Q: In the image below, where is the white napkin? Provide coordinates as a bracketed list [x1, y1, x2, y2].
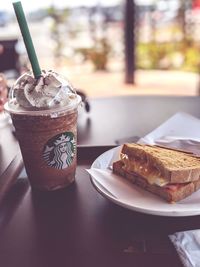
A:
[138, 112, 200, 155]
[139, 112, 200, 144]
[169, 230, 200, 267]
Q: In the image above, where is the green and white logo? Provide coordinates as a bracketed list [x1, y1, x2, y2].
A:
[43, 132, 76, 169]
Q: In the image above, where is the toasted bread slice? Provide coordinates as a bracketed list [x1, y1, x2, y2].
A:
[113, 160, 200, 203]
[121, 144, 200, 184]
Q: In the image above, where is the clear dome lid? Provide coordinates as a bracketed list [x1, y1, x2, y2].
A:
[5, 70, 81, 116]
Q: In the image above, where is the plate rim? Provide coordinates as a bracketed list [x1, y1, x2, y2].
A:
[89, 146, 200, 217]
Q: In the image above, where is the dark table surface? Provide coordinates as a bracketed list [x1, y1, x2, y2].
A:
[1, 95, 200, 267]
[78, 95, 200, 145]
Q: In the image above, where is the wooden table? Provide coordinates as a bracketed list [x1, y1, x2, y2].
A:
[1, 95, 200, 267]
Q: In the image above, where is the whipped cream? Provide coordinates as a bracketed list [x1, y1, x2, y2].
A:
[10, 70, 77, 110]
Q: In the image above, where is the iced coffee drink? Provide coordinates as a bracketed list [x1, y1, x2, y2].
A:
[5, 70, 81, 190]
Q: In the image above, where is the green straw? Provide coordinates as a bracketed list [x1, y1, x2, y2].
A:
[13, 1, 42, 78]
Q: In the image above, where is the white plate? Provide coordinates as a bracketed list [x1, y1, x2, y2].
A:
[89, 146, 200, 217]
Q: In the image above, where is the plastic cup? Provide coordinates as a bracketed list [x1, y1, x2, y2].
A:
[4, 75, 81, 191]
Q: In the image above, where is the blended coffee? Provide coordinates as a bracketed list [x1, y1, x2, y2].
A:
[5, 70, 81, 190]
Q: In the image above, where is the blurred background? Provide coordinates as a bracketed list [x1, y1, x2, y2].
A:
[0, 0, 200, 97]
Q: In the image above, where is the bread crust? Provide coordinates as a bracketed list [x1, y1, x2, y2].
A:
[113, 160, 200, 203]
[121, 144, 200, 184]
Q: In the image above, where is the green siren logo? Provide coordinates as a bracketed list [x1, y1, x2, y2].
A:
[43, 132, 76, 169]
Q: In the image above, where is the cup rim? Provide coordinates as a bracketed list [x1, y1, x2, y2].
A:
[4, 95, 82, 116]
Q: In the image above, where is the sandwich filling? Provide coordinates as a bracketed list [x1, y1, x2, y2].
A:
[120, 153, 191, 192]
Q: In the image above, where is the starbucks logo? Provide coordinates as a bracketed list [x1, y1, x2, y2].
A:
[43, 132, 76, 169]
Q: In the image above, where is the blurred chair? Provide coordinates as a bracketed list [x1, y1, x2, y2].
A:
[0, 39, 20, 79]
[76, 90, 90, 113]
